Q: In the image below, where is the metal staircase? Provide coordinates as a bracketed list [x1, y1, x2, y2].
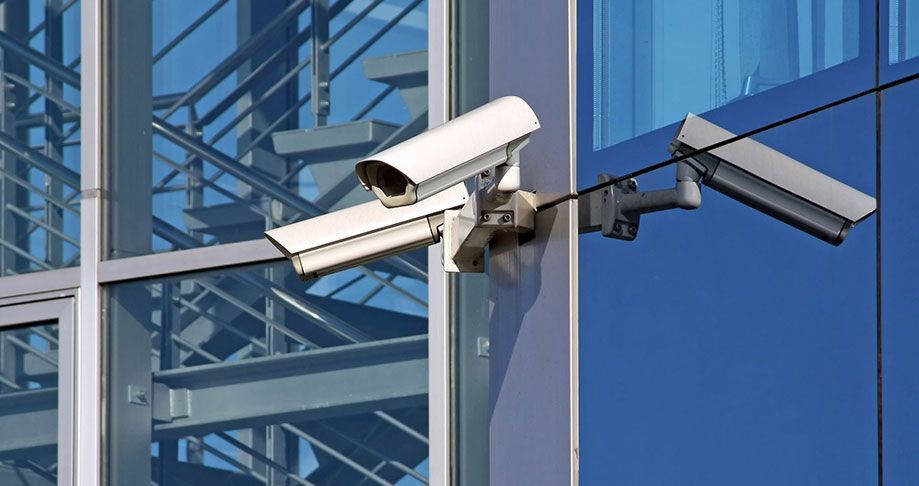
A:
[0, 1, 435, 484]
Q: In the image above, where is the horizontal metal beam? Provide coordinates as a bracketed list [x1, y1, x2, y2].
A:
[0, 388, 57, 461]
[0, 337, 428, 459]
[0, 31, 80, 87]
[152, 117, 325, 219]
[0, 267, 80, 301]
[98, 236, 282, 284]
[151, 335, 428, 438]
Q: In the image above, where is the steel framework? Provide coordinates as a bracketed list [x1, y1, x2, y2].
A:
[0, 1, 435, 484]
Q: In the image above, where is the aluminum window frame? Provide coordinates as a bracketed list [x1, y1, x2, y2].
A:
[0, 296, 77, 486]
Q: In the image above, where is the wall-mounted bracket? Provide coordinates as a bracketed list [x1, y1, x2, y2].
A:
[579, 161, 704, 241]
[443, 164, 536, 272]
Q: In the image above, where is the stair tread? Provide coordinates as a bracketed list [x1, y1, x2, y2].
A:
[272, 119, 399, 160]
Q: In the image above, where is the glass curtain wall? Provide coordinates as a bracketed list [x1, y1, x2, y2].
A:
[108, 0, 428, 257]
[103, 1, 433, 485]
[109, 261, 429, 485]
[578, 0, 918, 484]
[579, 98, 878, 484]
[0, 0, 81, 276]
[881, 78, 919, 485]
[579, 0, 874, 188]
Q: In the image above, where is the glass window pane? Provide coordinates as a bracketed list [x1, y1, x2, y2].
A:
[882, 0, 919, 82]
[108, 0, 429, 258]
[0, 1, 82, 276]
[578, 0, 874, 188]
[888, 0, 919, 63]
[0, 322, 60, 485]
[579, 96, 877, 484]
[881, 79, 919, 484]
[106, 258, 430, 485]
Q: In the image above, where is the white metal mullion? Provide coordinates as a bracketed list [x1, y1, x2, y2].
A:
[427, 1, 451, 484]
[76, 0, 103, 483]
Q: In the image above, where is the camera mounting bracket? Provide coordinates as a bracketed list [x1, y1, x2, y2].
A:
[579, 161, 704, 241]
[442, 158, 537, 272]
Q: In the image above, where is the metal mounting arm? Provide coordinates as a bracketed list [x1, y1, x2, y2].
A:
[441, 156, 536, 272]
[580, 161, 704, 241]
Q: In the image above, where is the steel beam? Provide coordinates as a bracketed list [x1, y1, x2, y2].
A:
[1, 337, 428, 465]
[151, 335, 428, 439]
[0, 388, 57, 461]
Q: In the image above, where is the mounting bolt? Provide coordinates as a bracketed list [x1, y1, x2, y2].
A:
[614, 223, 622, 233]
[502, 213, 512, 222]
[482, 213, 491, 222]
[128, 385, 148, 406]
[482, 169, 491, 177]
[628, 225, 637, 235]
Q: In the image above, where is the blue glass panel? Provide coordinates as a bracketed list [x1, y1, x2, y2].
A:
[0, 322, 60, 485]
[579, 95, 877, 484]
[577, 0, 875, 189]
[108, 259, 430, 485]
[111, 0, 429, 256]
[881, 79, 919, 484]
[881, 0, 919, 82]
[0, 1, 82, 275]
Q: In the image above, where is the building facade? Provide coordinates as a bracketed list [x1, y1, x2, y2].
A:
[0, 0, 915, 484]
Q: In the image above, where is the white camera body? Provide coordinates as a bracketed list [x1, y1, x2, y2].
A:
[355, 96, 540, 208]
[265, 184, 468, 280]
[670, 114, 876, 245]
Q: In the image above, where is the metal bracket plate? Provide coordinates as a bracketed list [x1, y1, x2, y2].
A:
[443, 190, 537, 273]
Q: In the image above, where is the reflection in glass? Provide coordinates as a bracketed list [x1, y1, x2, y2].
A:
[0, 1, 82, 275]
[109, 0, 429, 257]
[579, 96, 877, 484]
[107, 259, 430, 485]
[889, 0, 919, 63]
[0, 323, 60, 485]
[592, 0, 862, 150]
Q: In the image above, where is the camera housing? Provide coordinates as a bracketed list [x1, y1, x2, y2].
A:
[264, 184, 468, 280]
[355, 96, 540, 208]
[669, 114, 876, 245]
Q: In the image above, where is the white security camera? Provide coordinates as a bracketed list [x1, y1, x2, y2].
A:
[355, 96, 540, 208]
[670, 114, 876, 245]
[582, 114, 876, 246]
[265, 184, 467, 280]
[266, 96, 541, 280]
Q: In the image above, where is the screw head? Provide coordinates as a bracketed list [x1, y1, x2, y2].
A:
[502, 213, 512, 222]
[628, 225, 637, 235]
[614, 223, 622, 232]
[482, 213, 491, 222]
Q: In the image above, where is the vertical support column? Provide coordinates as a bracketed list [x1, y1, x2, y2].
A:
[157, 283, 180, 485]
[489, 0, 578, 484]
[311, 0, 330, 127]
[236, 3, 297, 481]
[236, 0, 292, 230]
[76, 0, 103, 483]
[0, 1, 29, 274]
[44, 0, 64, 267]
[104, 0, 154, 484]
